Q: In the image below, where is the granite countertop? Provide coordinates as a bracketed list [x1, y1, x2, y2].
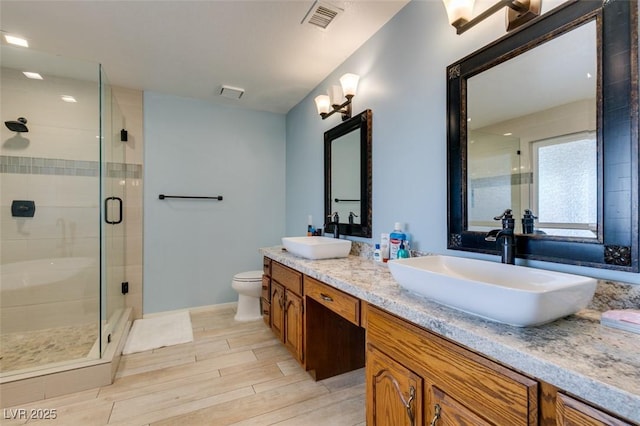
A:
[261, 246, 640, 423]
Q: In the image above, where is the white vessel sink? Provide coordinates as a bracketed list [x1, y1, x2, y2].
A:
[282, 236, 352, 260]
[387, 255, 597, 327]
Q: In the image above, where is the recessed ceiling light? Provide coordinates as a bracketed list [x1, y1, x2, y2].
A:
[61, 95, 77, 103]
[4, 35, 29, 48]
[586, 72, 593, 79]
[503, 132, 513, 136]
[23, 72, 43, 80]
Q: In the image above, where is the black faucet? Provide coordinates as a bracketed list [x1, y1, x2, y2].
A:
[485, 209, 516, 264]
[348, 211, 358, 225]
[327, 212, 340, 239]
[522, 209, 537, 234]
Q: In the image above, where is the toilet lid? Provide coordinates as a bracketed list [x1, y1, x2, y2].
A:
[233, 270, 263, 282]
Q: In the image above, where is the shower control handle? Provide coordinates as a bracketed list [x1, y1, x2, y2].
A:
[104, 196, 123, 225]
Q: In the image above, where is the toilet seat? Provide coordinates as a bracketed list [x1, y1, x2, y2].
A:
[233, 270, 263, 282]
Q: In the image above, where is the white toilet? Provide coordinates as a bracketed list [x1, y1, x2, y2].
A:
[231, 270, 264, 321]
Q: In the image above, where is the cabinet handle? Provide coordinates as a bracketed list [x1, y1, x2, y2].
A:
[320, 293, 334, 302]
[405, 385, 416, 426]
[429, 403, 441, 426]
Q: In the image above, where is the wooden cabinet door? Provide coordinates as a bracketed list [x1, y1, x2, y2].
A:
[428, 385, 493, 426]
[556, 393, 634, 426]
[284, 290, 304, 363]
[270, 282, 284, 342]
[366, 344, 423, 426]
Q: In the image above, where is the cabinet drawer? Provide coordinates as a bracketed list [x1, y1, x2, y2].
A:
[263, 257, 272, 277]
[272, 261, 302, 295]
[261, 275, 270, 300]
[305, 276, 360, 326]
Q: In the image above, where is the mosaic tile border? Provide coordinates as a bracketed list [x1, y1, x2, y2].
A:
[0, 155, 142, 179]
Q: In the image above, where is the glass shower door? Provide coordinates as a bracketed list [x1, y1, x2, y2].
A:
[100, 67, 126, 354]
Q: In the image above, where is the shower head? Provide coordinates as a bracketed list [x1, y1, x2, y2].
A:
[5, 117, 29, 133]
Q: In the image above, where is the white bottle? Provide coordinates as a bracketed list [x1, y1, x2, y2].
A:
[380, 233, 390, 263]
[373, 244, 382, 262]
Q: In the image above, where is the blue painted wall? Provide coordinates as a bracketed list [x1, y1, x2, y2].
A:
[285, 0, 640, 285]
[144, 92, 286, 313]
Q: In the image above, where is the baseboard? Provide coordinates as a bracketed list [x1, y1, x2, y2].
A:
[142, 302, 238, 319]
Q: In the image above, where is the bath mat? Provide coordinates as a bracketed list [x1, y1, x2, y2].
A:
[122, 311, 193, 355]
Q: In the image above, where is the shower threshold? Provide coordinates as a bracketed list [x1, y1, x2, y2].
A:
[0, 308, 132, 408]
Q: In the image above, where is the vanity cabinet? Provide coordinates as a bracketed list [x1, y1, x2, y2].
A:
[262, 253, 638, 425]
[261, 258, 271, 327]
[554, 392, 634, 426]
[269, 261, 304, 364]
[366, 305, 538, 426]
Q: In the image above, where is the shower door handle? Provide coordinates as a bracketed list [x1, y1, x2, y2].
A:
[104, 197, 123, 225]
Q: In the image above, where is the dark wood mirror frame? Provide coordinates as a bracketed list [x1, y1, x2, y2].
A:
[324, 109, 372, 238]
[447, 0, 638, 271]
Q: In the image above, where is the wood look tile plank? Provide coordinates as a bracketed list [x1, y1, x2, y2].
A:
[272, 392, 365, 426]
[26, 399, 113, 426]
[229, 382, 365, 426]
[150, 380, 331, 426]
[251, 371, 311, 394]
[109, 363, 283, 422]
[108, 387, 256, 426]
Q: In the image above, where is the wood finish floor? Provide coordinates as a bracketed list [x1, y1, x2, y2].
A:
[3, 306, 365, 425]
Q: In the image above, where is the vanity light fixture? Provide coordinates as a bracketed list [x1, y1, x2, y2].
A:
[443, 0, 541, 35]
[314, 73, 359, 121]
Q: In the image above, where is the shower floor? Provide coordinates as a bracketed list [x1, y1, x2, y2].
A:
[0, 323, 99, 373]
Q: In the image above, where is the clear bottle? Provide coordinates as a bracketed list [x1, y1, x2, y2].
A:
[373, 244, 382, 262]
[380, 233, 390, 263]
[389, 223, 407, 260]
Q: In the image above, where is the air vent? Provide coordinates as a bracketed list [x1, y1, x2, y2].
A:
[219, 85, 244, 100]
[302, 1, 343, 30]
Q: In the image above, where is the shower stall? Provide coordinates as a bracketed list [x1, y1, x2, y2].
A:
[0, 44, 129, 384]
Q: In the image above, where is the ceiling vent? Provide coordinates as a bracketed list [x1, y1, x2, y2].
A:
[219, 85, 244, 100]
[302, 1, 343, 30]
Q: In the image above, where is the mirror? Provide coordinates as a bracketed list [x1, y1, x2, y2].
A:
[447, 1, 639, 271]
[467, 21, 597, 238]
[324, 109, 372, 238]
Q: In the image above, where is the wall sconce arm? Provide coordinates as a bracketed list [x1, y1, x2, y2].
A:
[320, 95, 354, 121]
[452, 0, 540, 34]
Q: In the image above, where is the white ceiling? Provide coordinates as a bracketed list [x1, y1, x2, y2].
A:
[468, 20, 597, 130]
[0, 0, 410, 114]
